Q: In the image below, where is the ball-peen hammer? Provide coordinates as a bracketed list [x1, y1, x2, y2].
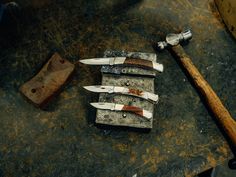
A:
[157, 30, 236, 148]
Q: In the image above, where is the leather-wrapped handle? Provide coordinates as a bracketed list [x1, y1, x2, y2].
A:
[170, 45, 236, 147]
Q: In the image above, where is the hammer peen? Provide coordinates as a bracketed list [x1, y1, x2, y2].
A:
[157, 30, 236, 148]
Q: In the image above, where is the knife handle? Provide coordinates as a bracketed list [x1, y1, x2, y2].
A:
[124, 58, 163, 72]
[122, 105, 152, 120]
[127, 89, 159, 103]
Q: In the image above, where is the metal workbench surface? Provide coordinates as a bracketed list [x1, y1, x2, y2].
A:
[0, 0, 235, 176]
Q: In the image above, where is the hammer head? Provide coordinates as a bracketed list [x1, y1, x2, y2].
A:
[157, 29, 192, 50]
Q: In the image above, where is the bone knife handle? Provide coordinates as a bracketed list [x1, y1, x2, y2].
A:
[121, 105, 152, 120]
[123, 58, 164, 72]
[170, 44, 236, 147]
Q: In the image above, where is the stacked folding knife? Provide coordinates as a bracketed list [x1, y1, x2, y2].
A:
[80, 55, 164, 121]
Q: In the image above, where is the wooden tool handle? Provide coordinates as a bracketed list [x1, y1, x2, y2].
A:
[171, 45, 236, 147]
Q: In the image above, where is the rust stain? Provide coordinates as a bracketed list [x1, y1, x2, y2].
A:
[164, 131, 175, 138]
[184, 171, 192, 177]
[216, 144, 229, 157]
[207, 153, 217, 167]
[176, 0, 193, 9]
[113, 143, 129, 153]
[60, 91, 77, 100]
[141, 146, 164, 173]
[179, 151, 188, 158]
[128, 133, 139, 143]
[92, 134, 103, 141]
[39, 112, 58, 129]
[129, 150, 137, 164]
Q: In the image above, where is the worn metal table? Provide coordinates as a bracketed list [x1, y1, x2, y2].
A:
[0, 0, 235, 176]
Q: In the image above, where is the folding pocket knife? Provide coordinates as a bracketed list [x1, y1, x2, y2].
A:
[79, 57, 164, 72]
[90, 102, 152, 120]
[84, 85, 159, 103]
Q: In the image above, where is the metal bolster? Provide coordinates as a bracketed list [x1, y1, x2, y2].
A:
[109, 58, 115, 65]
[181, 29, 192, 41]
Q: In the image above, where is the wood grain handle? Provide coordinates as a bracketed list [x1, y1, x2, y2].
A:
[122, 105, 143, 116]
[123, 58, 163, 72]
[124, 58, 153, 69]
[170, 45, 236, 147]
[122, 105, 152, 119]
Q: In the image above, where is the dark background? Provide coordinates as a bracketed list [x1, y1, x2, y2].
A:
[0, 0, 235, 176]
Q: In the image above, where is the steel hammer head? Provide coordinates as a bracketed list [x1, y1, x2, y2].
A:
[157, 29, 192, 50]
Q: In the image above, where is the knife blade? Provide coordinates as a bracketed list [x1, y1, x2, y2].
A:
[90, 102, 152, 120]
[84, 85, 159, 103]
[79, 57, 164, 72]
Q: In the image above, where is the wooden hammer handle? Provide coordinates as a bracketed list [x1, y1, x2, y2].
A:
[171, 45, 236, 147]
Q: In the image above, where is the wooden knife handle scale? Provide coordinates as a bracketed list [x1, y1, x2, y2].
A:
[122, 105, 144, 117]
[170, 45, 236, 147]
[124, 58, 153, 70]
[20, 53, 75, 108]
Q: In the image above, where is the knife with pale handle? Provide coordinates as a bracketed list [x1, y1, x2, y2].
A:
[90, 102, 152, 120]
[84, 85, 159, 103]
[79, 57, 164, 72]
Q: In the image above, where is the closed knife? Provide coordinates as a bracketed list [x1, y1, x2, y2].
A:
[79, 57, 164, 72]
[90, 102, 152, 120]
[84, 85, 159, 103]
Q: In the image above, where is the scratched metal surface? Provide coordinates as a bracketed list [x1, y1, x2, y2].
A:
[0, 0, 235, 177]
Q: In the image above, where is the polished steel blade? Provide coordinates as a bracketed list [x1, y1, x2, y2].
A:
[79, 57, 126, 65]
[79, 58, 111, 65]
[84, 86, 114, 93]
[90, 102, 115, 110]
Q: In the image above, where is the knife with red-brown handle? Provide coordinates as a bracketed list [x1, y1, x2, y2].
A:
[90, 102, 152, 120]
[79, 57, 164, 72]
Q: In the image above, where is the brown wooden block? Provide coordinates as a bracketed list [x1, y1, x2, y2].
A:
[20, 53, 75, 108]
